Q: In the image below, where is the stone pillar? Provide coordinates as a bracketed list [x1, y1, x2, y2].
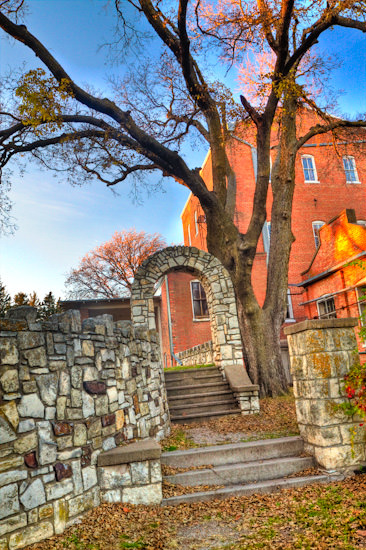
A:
[284, 318, 365, 470]
[224, 365, 260, 415]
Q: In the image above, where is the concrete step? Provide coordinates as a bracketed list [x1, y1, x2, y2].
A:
[164, 367, 218, 381]
[169, 399, 238, 412]
[167, 382, 231, 396]
[168, 390, 234, 405]
[165, 374, 223, 388]
[162, 473, 344, 506]
[164, 456, 316, 486]
[171, 409, 240, 424]
[161, 437, 305, 468]
[170, 402, 240, 420]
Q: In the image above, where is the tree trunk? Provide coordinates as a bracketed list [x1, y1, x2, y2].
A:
[234, 287, 288, 396]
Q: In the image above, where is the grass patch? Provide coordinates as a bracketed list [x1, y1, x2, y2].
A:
[161, 426, 198, 451]
[164, 363, 215, 372]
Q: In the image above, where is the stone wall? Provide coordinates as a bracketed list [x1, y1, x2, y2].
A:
[284, 318, 365, 470]
[176, 341, 214, 366]
[0, 306, 169, 549]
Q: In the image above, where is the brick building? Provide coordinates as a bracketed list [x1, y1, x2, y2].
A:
[167, 110, 366, 365]
[300, 209, 366, 362]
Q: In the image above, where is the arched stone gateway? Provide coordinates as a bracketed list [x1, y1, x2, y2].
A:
[131, 246, 244, 368]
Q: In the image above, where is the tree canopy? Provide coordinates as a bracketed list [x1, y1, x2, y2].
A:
[0, 1, 365, 394]
[65, 228, 167, 298]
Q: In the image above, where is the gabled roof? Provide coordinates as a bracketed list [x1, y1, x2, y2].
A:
[301, 209, 366, 286]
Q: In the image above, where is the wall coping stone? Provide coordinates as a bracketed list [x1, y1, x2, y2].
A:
[284, 318, 359, 336]
[97, 440, 161, 467]
[224, 364, 259, 392]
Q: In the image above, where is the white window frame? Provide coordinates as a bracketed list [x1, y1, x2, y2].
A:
[262, 221, 271, 253]
[187, 224, 192, 246]
[312, 221, 325, 249]
[301, 155, 319, 183]
[285, 289, 295, 322]
[343, 156, 360, 184]
[194, 211, 199, 235]
[317, 295, 337, 319]
[357, 220, 366, 227]
[190, 280, 209, 321]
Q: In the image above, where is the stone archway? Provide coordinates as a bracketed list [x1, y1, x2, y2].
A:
[131, 246, 244, 368]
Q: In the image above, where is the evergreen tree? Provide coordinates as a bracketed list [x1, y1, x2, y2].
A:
[0, 279, 11, 317]
[40, 292, 60, 319]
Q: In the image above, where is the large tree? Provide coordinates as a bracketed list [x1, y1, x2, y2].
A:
[0, 1, 365, 394]
[65, 229, 167, 298]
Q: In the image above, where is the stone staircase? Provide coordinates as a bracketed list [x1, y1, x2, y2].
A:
[164, 366, 241, 423]
[161, 436, 343, 505]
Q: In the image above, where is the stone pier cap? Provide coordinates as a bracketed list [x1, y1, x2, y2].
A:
[284, 318, 359, 336]
[224, 364, 259, 392]
[98, 439, 161, 467]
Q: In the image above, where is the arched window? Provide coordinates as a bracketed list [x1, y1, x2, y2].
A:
[312, 221, 325, 248]
[301, 155, 318, 183]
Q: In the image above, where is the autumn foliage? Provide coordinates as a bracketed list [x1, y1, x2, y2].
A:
[65, 229, 166, 299]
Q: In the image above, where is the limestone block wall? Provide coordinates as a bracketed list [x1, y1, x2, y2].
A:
[131, 246, 244, 370]
[176, 341, 214, 366]
[284, 318, 365, 470]
[0, 306, 169, 549]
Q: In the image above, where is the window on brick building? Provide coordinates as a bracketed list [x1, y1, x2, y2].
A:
[343, 156, 360, 183]
[194, 211, 199, 235]
[301, 155, 318, 182]
[190, 281, 209, 320]
[317, 296, 337, 319]
[262, 221, 271, 252]
[286, 289, 295, 320]
[187, 224, 191, 245]
[312, 221, 325, 248]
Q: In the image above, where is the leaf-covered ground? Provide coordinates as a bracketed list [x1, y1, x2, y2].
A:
[161, 393, 299, 451]
[26, 395, 365, 549]
[26, 475, 366, 550]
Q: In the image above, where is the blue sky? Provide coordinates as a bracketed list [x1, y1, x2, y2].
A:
[1, 0, 365, 300]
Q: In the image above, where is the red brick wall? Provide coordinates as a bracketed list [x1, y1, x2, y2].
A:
[302, 210, 366, 360]
[181, 112, 366, 321]
[160, 272, 212, 367]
